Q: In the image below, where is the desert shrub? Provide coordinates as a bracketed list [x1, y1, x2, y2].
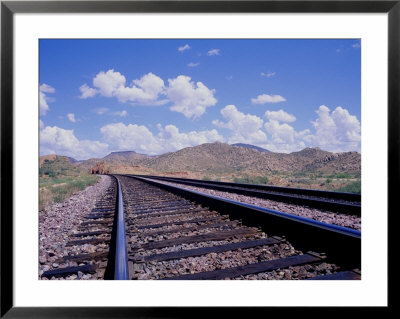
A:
[336, 173, 351, 179]
[48, 171, 57, 178]
[336, 181, 361, 194]
[234, 175, 268, 185]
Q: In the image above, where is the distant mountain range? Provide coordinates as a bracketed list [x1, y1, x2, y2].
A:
[46, 142, 360, 176]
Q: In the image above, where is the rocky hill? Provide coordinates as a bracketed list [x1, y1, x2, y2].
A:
[102, 151, 149, 163]
[44, 142, 360, 177]
[231, 143, 271, 153]
[139, 142, 360, 175]
[77, 150, 150, 171]
[39, 155, 81, 177]
[302, 151, 361, 173]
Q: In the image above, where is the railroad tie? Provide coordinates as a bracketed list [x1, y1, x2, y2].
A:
[135, 221, 238, 239]
[162, 252, 323, 280]
[41, 264, 97, 278]
[131, 237, 282, 263]
[131, 227, 258, 250]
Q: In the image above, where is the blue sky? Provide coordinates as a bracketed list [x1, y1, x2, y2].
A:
[39, 39, 361, 160]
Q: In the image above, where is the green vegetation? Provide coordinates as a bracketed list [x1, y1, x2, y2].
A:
[335, 181, 361, 194]
[39, 156, 100, 210]
[327, 173, 352, 179]
[39, 156, 79, 178]
[233, 174, 269, 185]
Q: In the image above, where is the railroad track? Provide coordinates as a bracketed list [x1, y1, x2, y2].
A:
[41, 174, 361, 280]
[133, 175, 361, 216]
[41, 176, 120, 279]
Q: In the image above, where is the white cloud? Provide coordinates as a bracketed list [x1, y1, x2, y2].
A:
[101, 122, 223, 155]
[187, 62, 199, 67]
[178, 44, 191, 52]
[40, 83, 55, 93]
[79, 84, 98, 99]
[67, 113, 76, 123]
[265, 110, 296, 123]
[80, 70, 165, 105]
[157, 124, 224, 153]
[213, 105, 267, 145]
[81, 70, 218, 119]
[265, 120, 295, 144]
[39, 119, 44, 129]
[40, 125, 109, 159]
[309, 105, 361, 152]
[352, 42, 361, 48]
[262, 105, 360, 153]
[101, 122, 162, 155]
[261, 72, 276, 77]
[262, 109, 314, 153]
[166, 75, 217, 119]
[207, 49, 220, 56]
[39, 83, 55, 115]
[251, 94, 286, 104]
[93, 69, 126, 97]
[40, 92, 49, 115]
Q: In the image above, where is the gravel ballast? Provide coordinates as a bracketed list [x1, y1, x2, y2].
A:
[39, 175, 112, 280]
[149, 180, 361, 231]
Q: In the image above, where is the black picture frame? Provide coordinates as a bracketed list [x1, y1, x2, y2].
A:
[1, 1, 396, 317]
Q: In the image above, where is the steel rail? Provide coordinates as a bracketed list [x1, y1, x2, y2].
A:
[139, 175, 361, 202]
[134, 175, 361, 216]
[113, 177, 129, 280]
[128, 175, 361, 269]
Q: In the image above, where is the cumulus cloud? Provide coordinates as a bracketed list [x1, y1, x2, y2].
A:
[211, 104, 360, 153]
[262, 114, 314, 153]
[265, 120, 295, 145]
[310, 105, 361, 152]
[166, 75, 217, 119]
[157, 124, 224, 153]
[40, 83, 55, 93]
[79, 84, 98, 99]
[251, 94, 286, 104]
[187, 62, 199, 67]
[265, 110, 296, 123]
[39, 119, 44, 129]
[67, 113, 76, 123]
[93, 69, 126, 97]
[40, 125, 109, 159]
[213, 105, 267, 145]
[39, 83, 55, 115]
[101, 122, 162, 155]
[100, 122, 223, 155]
[80, 70, 217, 119]
[80, 70, 165, 105]
[207, 49, 220, 56]
[178, 44, 191, 52]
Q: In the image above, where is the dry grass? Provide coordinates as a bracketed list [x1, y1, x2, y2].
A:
[39, 174, 100, 211]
